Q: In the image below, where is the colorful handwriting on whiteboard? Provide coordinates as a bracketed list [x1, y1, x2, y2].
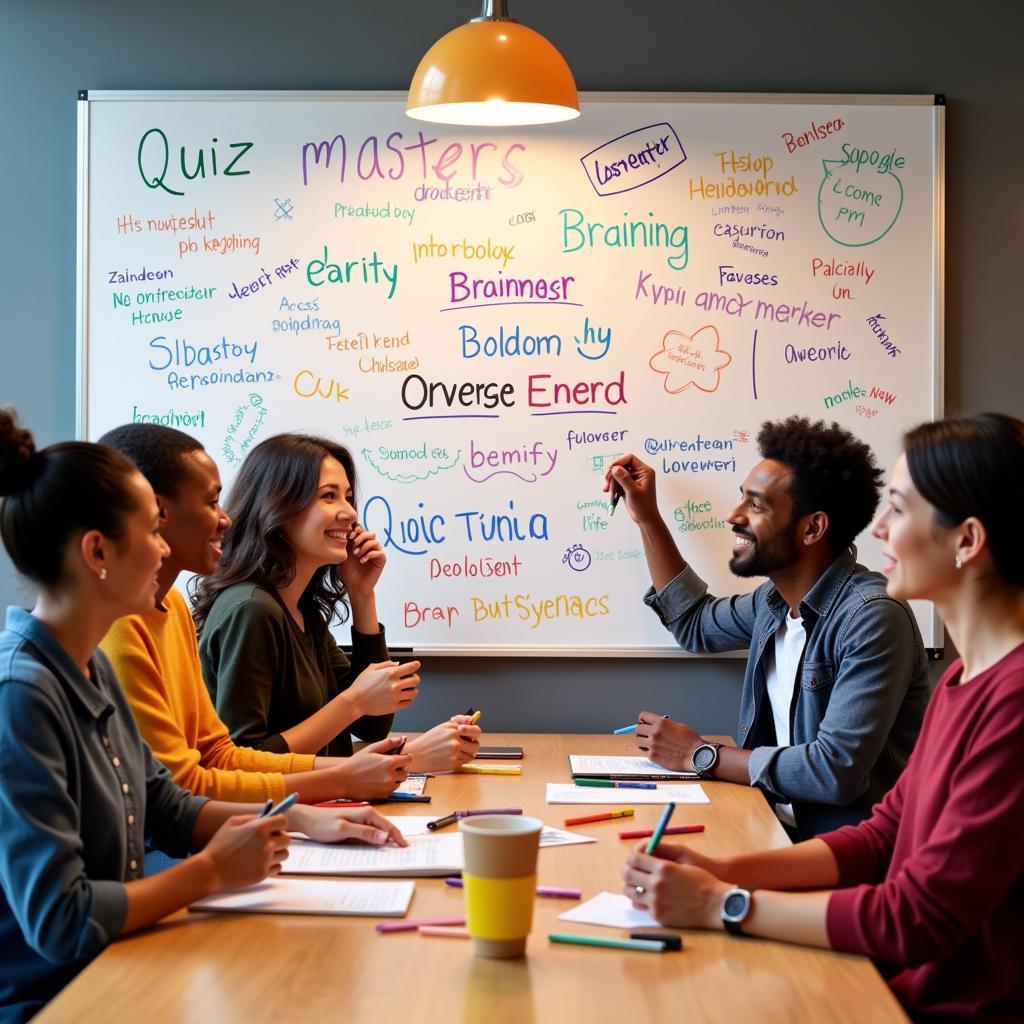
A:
[649, 326, 732, 395]
[137, 129, 253, 197]
[817, 144, 905, 247]
[580, 123, 688, 197]
[361, 446, 462, 484]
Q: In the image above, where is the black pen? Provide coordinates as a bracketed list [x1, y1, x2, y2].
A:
[427, 812, 459, 831]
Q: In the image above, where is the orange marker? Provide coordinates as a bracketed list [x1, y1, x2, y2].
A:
[563, 808, 635, 827]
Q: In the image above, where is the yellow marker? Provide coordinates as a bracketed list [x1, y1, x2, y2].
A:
[469, 710, 482, 725]
[456, 765, 521, 775]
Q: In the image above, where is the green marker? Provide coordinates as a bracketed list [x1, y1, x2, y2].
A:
[549, 933, 666, 953]
[575, 778, 615, 788]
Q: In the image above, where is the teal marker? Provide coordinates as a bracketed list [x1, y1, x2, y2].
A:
[646, 801, 676, 854]
[549, 933, 666, 953]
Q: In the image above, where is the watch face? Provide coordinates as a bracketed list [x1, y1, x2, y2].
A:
[723, 890, 749, 920]
[692, 745, 716, 771]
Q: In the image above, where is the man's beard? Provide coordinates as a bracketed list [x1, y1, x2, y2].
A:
[728, 526, 800, 578]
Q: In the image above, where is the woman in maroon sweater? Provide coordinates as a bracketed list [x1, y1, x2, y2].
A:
[623, 413, 1024, 1023]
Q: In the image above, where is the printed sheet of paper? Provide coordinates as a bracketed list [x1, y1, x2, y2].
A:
[546, 783, 709, 805]
[190, 878, 414, 917]
[282, 832, 464, 876]
[382, 817, 596, 848]
[539, 825, 598, 848]
[568, 755, 698, 780]
[558, 891, 658, 930]
[393, 774, 428, 795]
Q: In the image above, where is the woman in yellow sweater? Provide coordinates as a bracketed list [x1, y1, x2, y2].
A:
[99, 423, 414, 802]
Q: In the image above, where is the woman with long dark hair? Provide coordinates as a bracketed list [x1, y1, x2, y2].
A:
[0, 411, 405, 1020]
[621, 413, 1024, 1022]
[195, 433, 480, 773]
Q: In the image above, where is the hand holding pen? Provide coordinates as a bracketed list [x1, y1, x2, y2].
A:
[198, 794, 295, 890]
[602, 453, 659, 523]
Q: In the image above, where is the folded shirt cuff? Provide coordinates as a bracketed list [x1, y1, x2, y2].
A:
[89, 878, 129, 943]
[642, 565, 708, 624]
[825, 887, 869, 955]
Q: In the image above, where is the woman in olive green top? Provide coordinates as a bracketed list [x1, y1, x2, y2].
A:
[195, 433, 481, 774]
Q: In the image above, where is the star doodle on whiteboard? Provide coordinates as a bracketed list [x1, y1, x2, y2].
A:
[649, 325, 732, 394]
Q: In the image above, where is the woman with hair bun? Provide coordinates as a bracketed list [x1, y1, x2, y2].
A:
[0, 410, 405, 1021]
[620, 413, 1024, 1023]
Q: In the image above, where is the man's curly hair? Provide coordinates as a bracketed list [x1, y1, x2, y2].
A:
[757, 416, 883, 555]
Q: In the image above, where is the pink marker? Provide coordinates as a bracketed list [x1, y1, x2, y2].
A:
[376, 916, 466, 934]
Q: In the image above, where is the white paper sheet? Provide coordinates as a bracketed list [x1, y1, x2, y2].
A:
[546, 783, 709, 805]
[558, 891, 659, 930]
[568, 755, 698, 780]
[190, 878, 415, 917]
[282, 832, 465, 876]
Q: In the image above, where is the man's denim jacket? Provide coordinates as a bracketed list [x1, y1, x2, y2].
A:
[644, 547, 930, 839]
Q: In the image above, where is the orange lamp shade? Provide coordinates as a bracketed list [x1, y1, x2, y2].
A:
[407, 20, 579, 126]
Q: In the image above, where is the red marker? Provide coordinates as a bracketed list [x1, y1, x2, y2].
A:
[618, 824, 705, 839]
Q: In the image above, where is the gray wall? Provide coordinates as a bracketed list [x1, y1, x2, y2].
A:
[3, 0, 1019, 730]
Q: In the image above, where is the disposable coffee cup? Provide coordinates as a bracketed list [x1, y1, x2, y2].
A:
[459, 815, 543, 958]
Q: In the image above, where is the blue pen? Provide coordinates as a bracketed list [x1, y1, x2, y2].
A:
[646, 802, 676, 854]
[613, 724, 638, 735]
[260, 791, 299, 819]
[616, 782, 657, 790]
[386, 793, 432, 803]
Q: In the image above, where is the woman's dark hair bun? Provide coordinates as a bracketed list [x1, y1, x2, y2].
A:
[0, 408, 44, 496]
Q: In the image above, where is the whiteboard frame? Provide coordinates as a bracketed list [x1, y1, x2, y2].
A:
[76, 90, 945, 657]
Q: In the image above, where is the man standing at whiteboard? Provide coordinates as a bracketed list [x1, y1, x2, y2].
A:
[605, 416, 929, 840]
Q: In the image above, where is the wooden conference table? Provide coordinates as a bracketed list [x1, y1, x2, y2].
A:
[38, 734, 907, 1024]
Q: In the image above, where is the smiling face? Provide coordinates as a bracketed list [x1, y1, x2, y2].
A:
[871, 453, 958, 602]
[280, 454, 356, 574]
[727, 459, 802, 578]
[103, 471, 170, 614]
[158, 449, 231, 576]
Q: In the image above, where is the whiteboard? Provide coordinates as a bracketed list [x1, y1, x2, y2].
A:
[77, 91, 944, 655]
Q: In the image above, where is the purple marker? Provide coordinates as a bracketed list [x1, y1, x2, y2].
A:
[445, 877, 580, 900]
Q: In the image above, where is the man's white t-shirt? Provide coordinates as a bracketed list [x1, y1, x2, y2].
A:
[763, 611, 808, 828]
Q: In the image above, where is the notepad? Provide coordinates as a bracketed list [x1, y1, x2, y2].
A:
[546, 783, 709, 805]
[558, 892, 658, 930]
[394, 774, 428, 795]
[568, 755, 699, 780]
[282, 832, 465, 876]
[190, 878, 414, 917]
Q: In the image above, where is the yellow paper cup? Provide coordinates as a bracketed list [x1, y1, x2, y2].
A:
[459, 815, 543, 958]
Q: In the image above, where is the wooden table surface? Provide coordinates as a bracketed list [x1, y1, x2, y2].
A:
[38, 734, 907, 1024]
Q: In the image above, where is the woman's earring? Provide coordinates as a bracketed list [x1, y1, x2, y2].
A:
[954, 555, 962, 570]
[99, 567, 108, 581]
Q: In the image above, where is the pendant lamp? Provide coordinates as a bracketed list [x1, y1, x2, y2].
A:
[406, 0, 579, 126]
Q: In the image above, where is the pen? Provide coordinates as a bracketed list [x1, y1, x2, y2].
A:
[444, 877, 581, 899]
[646, 801, 676, 854]
[418, 925, 471, 938]
[376, 916, 466, 934]
[549, 933, 666, 953]
[575, 779, 656, 790]
[455, 765, 520, 775]
[463, 706, 475, 716]
[384, 793, 432, 803]
[259, 791, 299, 818]
[564, 809, 635, 826]
[385, 736, 407, 755]
[609, 480, 624, 517]
[618, 824, 705, 839]
[428, 808, 523, 830]
[614, 714, 670, 735]
[469, 710, 482, 725]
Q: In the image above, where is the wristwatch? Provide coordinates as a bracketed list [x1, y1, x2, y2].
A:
[721, 887, 756, 935]
[690, 742, 723, 777]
